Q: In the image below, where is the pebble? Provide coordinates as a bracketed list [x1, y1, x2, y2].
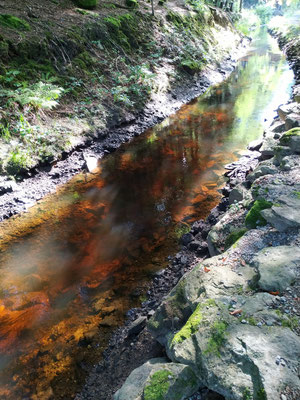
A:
[280, 297, 287, 303]
[241, 319, 247, 324]
[266, 321, 273, 326]
[284, 309, 290, 314]
[276, 355, 281, 365]
[281, 360, 286, 367]
[257, 322, 263, 327]
[281, 395, 287, 400]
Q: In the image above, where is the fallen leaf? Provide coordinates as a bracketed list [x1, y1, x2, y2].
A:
[230, 309, 242, 316]
[204, 267, 210, 273]
[269, 291, 279, 296]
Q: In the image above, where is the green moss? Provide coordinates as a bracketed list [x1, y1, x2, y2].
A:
[204, 320, 228, 357]
[294, 191, 300, 199]
[125, 0, 139, 8]
[0, 14, 30, 31]
[281, 127, 300, 138]
[143, 370, 173, 400]
[245, 199, 272, 229]
[74, 0, 98, 9]
[282, 316, 299, 331]
[172, 303, 203, 345]
[225, 228, 248, 250]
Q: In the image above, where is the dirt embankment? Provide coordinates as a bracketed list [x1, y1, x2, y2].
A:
[0, 0, 246, 221]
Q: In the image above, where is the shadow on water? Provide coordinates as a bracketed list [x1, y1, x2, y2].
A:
[0, 30, 294, 399]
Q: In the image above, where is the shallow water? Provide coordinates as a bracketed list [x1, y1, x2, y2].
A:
[0, 30, 294, 399]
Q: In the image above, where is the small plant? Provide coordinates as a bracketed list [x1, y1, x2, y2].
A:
[205, 320, 228, 357]
[243, 387, 252, 400]
[74, 0, 98, 9]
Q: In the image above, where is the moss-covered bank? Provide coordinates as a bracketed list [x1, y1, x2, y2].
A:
[0, 0, 242, 179]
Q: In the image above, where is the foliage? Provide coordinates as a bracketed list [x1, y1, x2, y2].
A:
[245, 199, 272, 229]
[1, 82, 64, 111]
[125, 0, 139, 8]
[74, 0, 98, 9]
[143, 370, 173, 400]
[110, 64, 155, 108]
[235, 9, 260, 36]
[0, 14, 30, 31]
[255, 5, 273, 25]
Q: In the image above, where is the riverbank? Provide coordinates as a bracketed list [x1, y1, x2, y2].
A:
[0, 1, 246, 221]
[76, 32, 300, 400]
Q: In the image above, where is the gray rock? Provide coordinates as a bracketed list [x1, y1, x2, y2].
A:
[260, 137, 277, 158]
[278, 102, 299, 121]
[252, 246, 300, 292]
[228, 183, 249, 205]
[128, 316, 147, 336]
[285, 113, 300, 130]
[246, 160, 278, 183]
[261, 206, 300, 231]
[280, 130, 300, 154]
[270, 119, 286, 133]
[0, 180, 18, 195]
[113, 358, 199, 400]
[247, 138, 263, 151]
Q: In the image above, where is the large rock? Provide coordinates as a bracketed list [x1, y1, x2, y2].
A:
[246, 160, 278, 183]
[252, 246, 300, 292]
[285, 113, 300, 130]
[113, 358, 199, 400]
[261, 205, 300, 231]
[207, 208, 247, 256]
[277, 102, 299, 121]
[279, 128, 300, 153]
[148, 250, 300, 400]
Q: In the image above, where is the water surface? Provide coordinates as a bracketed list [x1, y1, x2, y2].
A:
[0, 30, 294, 399]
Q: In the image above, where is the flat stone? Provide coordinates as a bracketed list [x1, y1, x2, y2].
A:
[285, 113, 300, 130]
[252, 246, 300, 292]
[278, 102, 299, 121]
[128, 316, 147, 336]
[261, 206, 300, 231]
[247, 138, 263, 151]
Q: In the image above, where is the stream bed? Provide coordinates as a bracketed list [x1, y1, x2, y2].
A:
[0, 30, 294, 399]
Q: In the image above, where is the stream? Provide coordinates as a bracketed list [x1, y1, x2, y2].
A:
[0, 30, 294, 399]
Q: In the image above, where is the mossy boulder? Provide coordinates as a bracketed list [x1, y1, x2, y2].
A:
[0, 14, 30, 31]
[74, 0, 98, 9]
[279, 128, 300, 153]
[245, 199, 272, 229]
[113, 358, 199, 400]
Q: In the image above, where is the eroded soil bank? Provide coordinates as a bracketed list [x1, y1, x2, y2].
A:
[0, 1, 244, 221]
